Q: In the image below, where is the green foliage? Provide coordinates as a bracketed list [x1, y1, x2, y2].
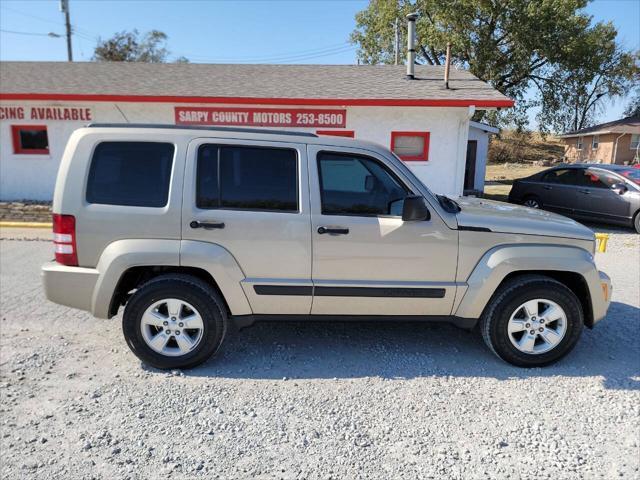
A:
[623, 90, 640, 118]
[351, 0, 638, 132]
[93, 30, 186, 63]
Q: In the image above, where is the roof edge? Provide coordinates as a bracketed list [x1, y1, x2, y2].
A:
[0, 92, 515, 108]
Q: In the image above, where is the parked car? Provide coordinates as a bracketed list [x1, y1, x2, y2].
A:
[508, 164, 640, 233]
[42, 124, 611, 369]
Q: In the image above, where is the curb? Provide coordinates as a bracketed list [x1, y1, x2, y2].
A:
[0, 221, 52, 229]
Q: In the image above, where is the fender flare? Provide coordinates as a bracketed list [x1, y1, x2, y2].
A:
[92, 239, 181, 318]
[453, 244, 599, 319]
[179, 240, 252, 316]
[91, 239, 253, 319]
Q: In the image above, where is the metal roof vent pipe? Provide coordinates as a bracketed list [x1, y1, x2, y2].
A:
[406, 13, 418, 79]
[444, 42, 452, 89]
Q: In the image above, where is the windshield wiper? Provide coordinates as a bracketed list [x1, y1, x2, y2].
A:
[436, 194, 461, 213]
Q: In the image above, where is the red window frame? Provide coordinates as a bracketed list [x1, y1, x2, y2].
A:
[316, 130, 355, 138]
[390, 131, 430, 161]
[11, 124, 50, 155]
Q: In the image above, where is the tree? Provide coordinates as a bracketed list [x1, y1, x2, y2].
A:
[351, 0, 638, 131]
[93, 29, 186, 63]
[623, 90, 640, 118]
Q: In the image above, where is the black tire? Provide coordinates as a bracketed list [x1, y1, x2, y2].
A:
[122, 274, 227, 370]
[522, 195, 542, 209]
[480, 274, 584, 367]
[634, 210, 640, 234]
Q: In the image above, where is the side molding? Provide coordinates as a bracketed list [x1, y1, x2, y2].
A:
[180, 240, 252, 316]
[454, 244, 599, 319]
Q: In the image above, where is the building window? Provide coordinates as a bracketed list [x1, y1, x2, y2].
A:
[592, 135, 599, 149]
[631, 134, 640, 150]
[390, 131, 430, 161]
[86, 142, 175, 207]
[576, 136, 584, 150]
[316, 130, 355, 138]
[11, 125, 49, 155]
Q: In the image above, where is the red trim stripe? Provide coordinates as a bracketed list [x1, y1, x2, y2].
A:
[0, 93, 514, 108]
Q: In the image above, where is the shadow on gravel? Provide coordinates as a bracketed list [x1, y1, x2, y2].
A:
[167, 301, 640, 391]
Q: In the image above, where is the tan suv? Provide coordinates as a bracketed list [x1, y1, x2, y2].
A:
[42, 124, 612, 369]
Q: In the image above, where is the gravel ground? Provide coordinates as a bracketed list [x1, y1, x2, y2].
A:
[1, 227, 638, 479]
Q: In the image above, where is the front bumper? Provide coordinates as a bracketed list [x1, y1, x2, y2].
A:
[41, 261, 99, 314]
[592, 270, 612, 326]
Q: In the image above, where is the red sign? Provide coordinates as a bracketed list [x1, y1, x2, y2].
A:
[0, 105, 92, 121]
[175, 107, 346, 128]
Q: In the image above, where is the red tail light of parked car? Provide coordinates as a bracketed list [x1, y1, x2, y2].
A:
[52, 214, 78, 266]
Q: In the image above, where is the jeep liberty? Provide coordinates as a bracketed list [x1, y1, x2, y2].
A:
[42, 124, 612, 369]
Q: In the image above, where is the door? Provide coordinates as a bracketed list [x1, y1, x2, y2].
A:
[308, 145, 459, 316]
[464, 140, 477, 191]
[536, 168, 585, 214]
[182, 139, 312, 314]
[573, 168, 633, 223]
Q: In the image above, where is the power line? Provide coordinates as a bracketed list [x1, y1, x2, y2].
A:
[0, 28, 62, 37]
[176, 44, 355, 63]
[0, 4, 99, 41]
[179, 41, 351, 61]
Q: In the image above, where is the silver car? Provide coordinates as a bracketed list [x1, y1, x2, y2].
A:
[508, 164, 640, 233]
[42, 124, 612, 370]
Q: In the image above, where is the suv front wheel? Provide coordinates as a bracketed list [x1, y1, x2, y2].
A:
[480, 275, 584, 367]
[122, 274, 227, 370]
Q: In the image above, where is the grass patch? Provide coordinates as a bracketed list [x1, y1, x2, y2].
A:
[483, 184, 511, 203]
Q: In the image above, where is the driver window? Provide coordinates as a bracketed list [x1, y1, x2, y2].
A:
[318, 152, 409, 216]
[582, 169, 620, 189]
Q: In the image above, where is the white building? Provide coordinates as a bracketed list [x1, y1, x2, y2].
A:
[0, 62, 512, 201]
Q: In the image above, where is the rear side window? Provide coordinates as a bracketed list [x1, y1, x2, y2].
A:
[197, 145, 298, 212]
[86, 142, 174, 207]
[541, 169, 581, 185]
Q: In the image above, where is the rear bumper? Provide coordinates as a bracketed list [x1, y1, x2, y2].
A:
[592, 270, 612, 326]
[41, 261, 99, 314]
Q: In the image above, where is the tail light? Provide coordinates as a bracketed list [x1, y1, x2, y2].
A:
[52, 214, 78, 266]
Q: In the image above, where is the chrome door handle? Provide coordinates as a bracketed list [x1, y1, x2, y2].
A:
[578, 190, 591, 195]
[543, 186, 552, 190]
[190, 220, 225, 229]
[317, 226, 349, 235]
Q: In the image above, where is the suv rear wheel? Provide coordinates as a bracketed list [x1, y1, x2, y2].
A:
[122, 274, 227, 370]
[480, 275, 583, 367]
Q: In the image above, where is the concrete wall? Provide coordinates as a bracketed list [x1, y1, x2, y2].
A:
[0, 101, 472, 201]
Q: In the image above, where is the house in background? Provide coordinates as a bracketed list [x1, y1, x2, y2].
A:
[465, 121, 499, 195]
[559, 116, 640, 165]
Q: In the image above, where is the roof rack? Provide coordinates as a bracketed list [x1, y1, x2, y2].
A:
[86, 123, 318, 137]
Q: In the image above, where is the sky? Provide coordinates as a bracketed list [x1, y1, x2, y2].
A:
[0, 0, 638, 125]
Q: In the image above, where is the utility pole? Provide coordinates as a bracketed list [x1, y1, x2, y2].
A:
[60, 0, 73, 61]
[394, 18, 400, 65]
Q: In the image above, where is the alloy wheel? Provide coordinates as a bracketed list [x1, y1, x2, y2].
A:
[507, 299, 567, 355]
[140, 298, 205, 357]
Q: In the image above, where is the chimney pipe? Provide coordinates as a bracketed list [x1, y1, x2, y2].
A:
[406, 13, 418, 79]
[444, 42, 451, 89]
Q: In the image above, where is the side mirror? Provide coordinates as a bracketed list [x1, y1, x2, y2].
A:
[402, 195, 431, 221]
[611, 183, 628, 195]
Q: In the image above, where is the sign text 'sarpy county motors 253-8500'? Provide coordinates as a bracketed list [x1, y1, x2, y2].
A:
[175, 106, 346, 128]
